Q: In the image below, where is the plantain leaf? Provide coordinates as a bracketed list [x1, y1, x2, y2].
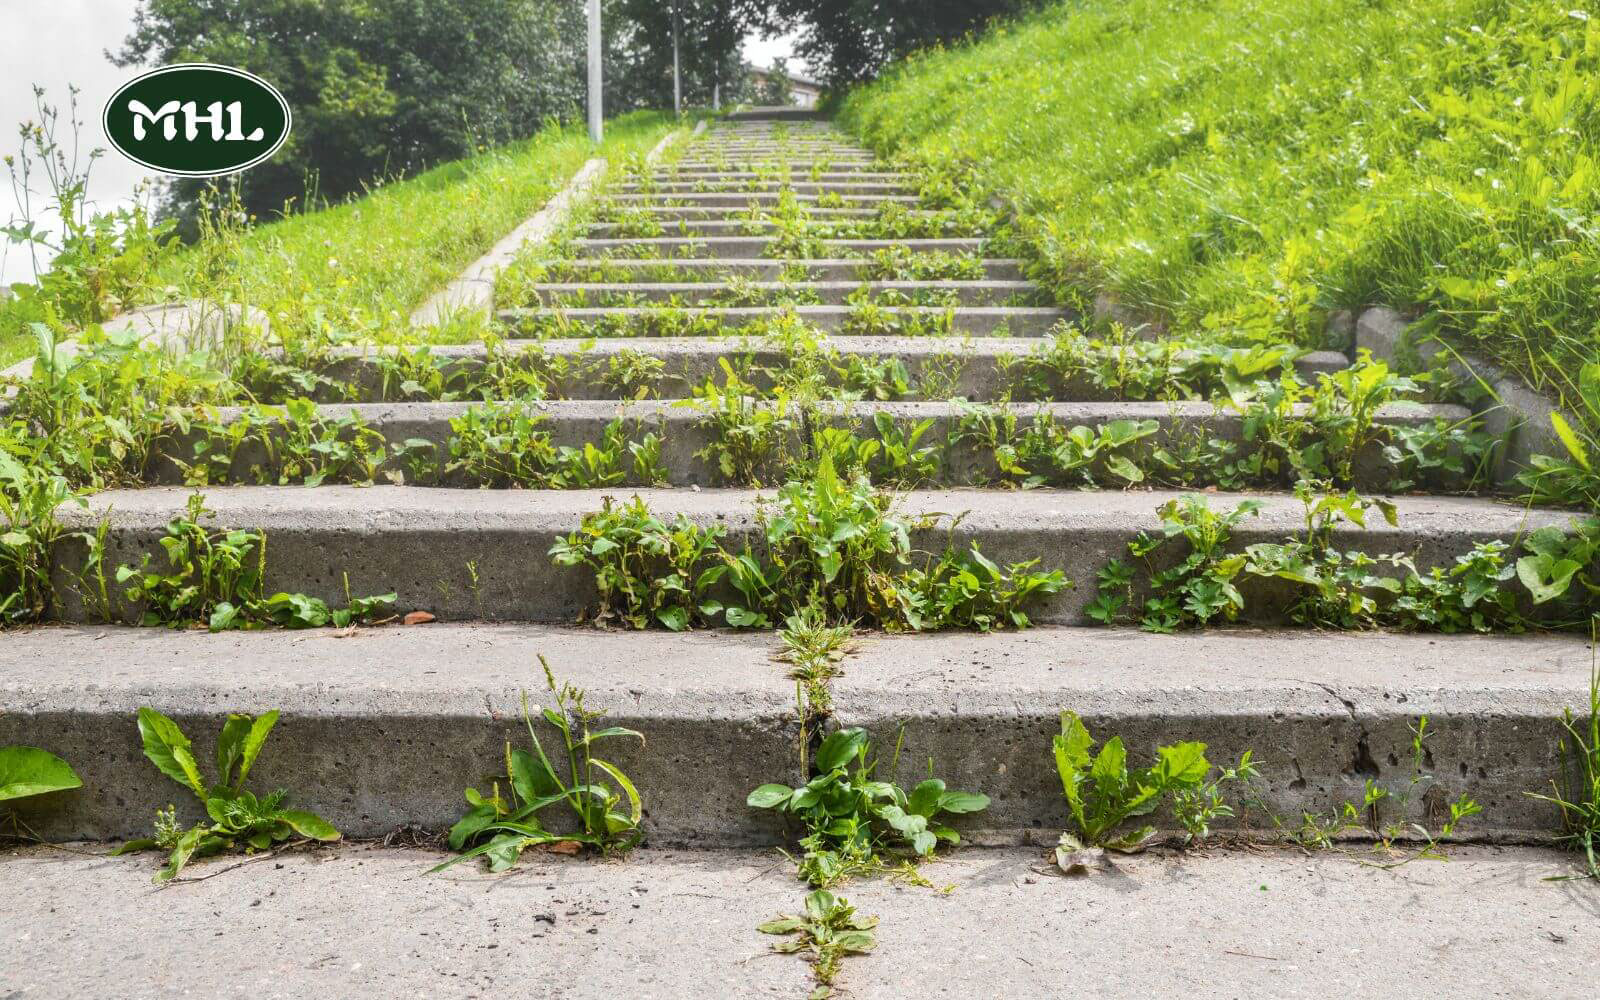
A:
[0, 746, 81, 803]
[277, 809, 341, 842]
[234, 711, 280, 790]
[137, 707, 206, 799]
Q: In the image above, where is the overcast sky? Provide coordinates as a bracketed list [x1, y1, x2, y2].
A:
[1, 3, 798, 284]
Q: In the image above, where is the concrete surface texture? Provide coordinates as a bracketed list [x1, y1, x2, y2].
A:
[0, 843, 1594, 999]
[0, 624, 1592, 843]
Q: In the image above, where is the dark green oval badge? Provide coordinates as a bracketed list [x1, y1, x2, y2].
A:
[103, 64, 291, 177]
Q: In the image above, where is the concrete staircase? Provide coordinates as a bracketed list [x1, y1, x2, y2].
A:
[5, 110, 1594, 860]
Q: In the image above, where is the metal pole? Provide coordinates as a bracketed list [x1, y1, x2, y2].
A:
[587, 0, 602, 143]
[671, 3, 681, 119]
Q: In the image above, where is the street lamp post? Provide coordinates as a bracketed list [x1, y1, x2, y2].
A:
[671, 2, 681, 119]
[587, 0, 602, 143]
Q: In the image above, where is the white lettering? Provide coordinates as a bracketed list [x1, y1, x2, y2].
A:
[128, 100, 181, 140]
[224, 102, 265, 141]
[182, 100, 226, 141]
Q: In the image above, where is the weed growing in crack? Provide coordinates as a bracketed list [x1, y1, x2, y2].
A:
[114, 707, 340, 883]
[757, 889, 878, 998]
[0, 448, 80, 624]
[776, 605, 855, 720]
[432, 656, 645, 873]
[1526, 636, 1600, 881]
[549, 495, 725, 631]
[1051, 710, 1214, 870]
[114, 492, 395, 630]
[1090, 483, 1600, 633]
[554, 457, 1068, 633]
[748, 726, 989, 888]
[1280, 716, 1480, 863]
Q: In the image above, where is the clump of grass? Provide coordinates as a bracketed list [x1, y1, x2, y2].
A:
[1528, 629, 1600, 881]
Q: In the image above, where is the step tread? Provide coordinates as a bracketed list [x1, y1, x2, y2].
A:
[2, 842, 1582, 998]
[514, 280, 1038, 293]
[214, 398, 1466, 425]
[57, 483, 1566, 532]
[0, 843, 1585, 997]
[498, 304, 1065, 316]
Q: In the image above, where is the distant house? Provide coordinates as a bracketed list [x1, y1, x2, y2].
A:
[746, 63, 823, 108]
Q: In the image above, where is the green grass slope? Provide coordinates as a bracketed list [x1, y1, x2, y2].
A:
[1, 112, 673, 363]
[839, 0, 1599, 408]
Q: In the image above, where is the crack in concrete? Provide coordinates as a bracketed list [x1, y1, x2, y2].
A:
[1306, 680, 1359, 721]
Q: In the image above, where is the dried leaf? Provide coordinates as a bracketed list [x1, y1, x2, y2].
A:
[403, 610, 436, 626]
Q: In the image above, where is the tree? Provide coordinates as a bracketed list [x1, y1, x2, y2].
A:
[756, 57, 796, 106]
[115, 0, 587, 225]
[607, 0, 752, 115]
[751, 0, 1046, 86]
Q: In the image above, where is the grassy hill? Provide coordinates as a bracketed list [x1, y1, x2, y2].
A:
[839, 0, 1599, 414]
[1, 111, 673, 364]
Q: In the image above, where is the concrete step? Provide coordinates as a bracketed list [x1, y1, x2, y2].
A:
[722, 107, 827, 119]
[582, 219, 879, 237]
[48, 487, 1575, 625]
[1, 624, 1590, 843]
[496, 304, 1069, 338]
[688, 143, 870, 153]
[155, 399, 1469, 492]
[568, 237, 989, 260]
[690, 142, 868, 151]
[605, 192, 922, 208]
[507, 280, 1041, 308]
[645, 171, 915, 183]
[670, 158, 881, 170]
[588, 205, 897, 222]
[522, 257, 1028, 282]
[322, 337, 1349, 404]
[614, 181, 915, 196]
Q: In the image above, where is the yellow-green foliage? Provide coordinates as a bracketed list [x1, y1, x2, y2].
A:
[151, 112, 673, 350]
[839, 0, 1600, 409]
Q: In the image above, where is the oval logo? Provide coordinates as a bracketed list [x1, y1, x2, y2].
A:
[103, 64, 291, 177]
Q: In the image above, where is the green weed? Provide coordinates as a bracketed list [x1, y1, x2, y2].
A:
[1051, 710, 1212, 867]
[757, 889, 878, 998]
[433, 656, 644, 872]
[1527, 641, 1600, 881]
[747, 726, 989, 887]
[114, 707, 340, 883]
[114, 492, 394, 630]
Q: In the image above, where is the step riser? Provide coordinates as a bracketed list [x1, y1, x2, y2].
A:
[669, 160, 880, 170]
[1, 626, 1585, 844]
[645, 173, 916, 182]
[615, 183, 915, 196]
[526, 259, 1027, 282]
[587, 207, 895, 221]
[496, 306, 1070, 338]
[569, 238, 989, 259]
[512, 282, 1038, 308]
[48, 488, 1571, 626]
[605, 194, 921, 208]
[580, 221, 837, 236]
[321, 342, 1349, 406]
[150, 401, 1469, 493]
[687, 148, 869, 156]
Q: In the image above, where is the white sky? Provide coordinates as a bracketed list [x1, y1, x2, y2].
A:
[1, 4, 796, 284]
[1, 0, 150, 284]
